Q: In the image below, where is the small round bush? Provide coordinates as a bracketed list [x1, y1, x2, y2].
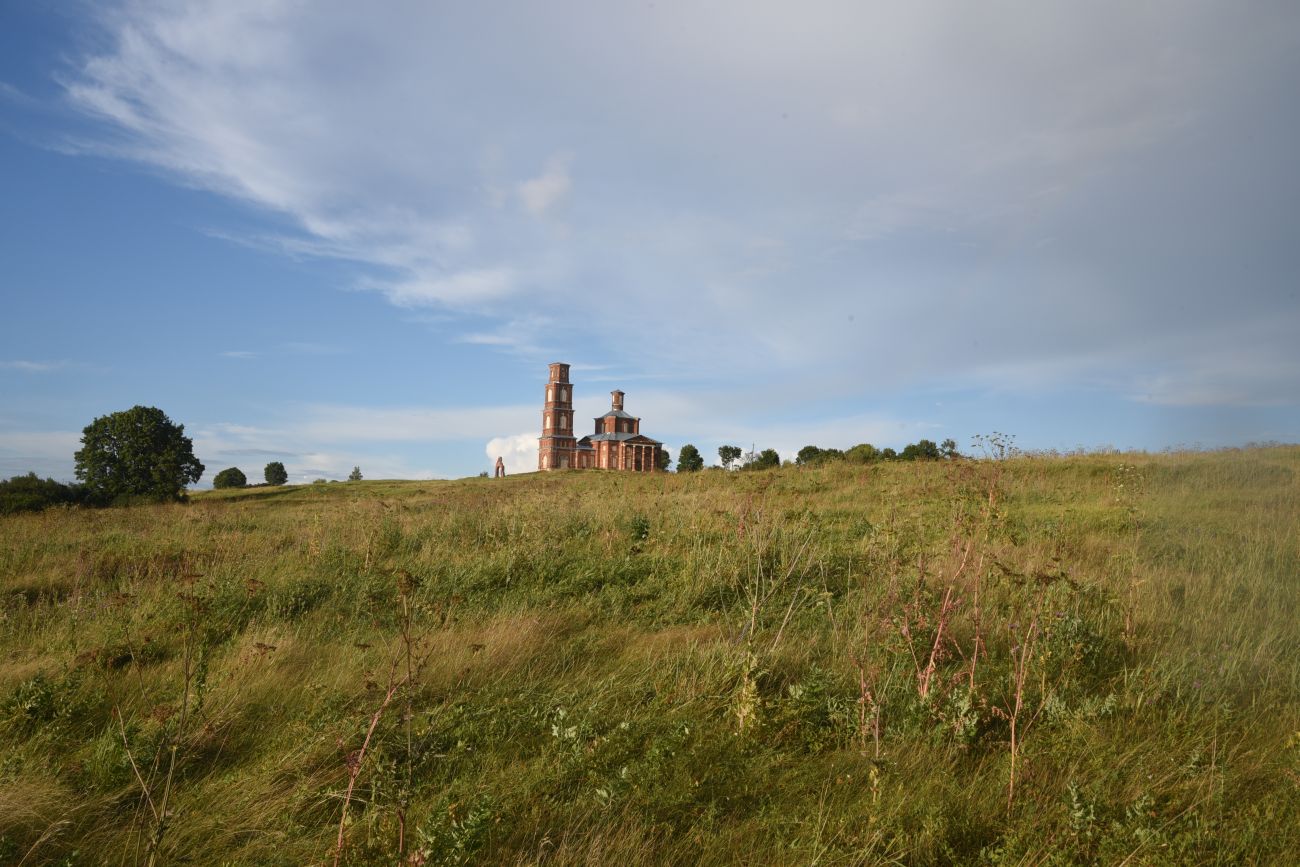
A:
[213, 467, 248, 489]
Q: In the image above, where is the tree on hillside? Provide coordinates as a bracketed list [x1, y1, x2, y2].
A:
[900, 439, 942, 460]
[845, 443, 881, 463]
[746, 448, 780, 470]
[941, 438, 959, 459]
[796, 445, 844, 466]
[880, 447, 898, 460]
[676, 444, 704, 472]
[213, 467, 247, 489]
[656, 448, 672, 471]
[718, 445, 742, 470]
[74, 406, 204, 504]
[348, 466, 363, 481]
[264, 461, 288, 486]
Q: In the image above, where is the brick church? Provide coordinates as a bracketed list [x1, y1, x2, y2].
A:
[538, 362, 663, 471]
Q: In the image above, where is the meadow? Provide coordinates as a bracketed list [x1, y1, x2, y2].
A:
[1, 447, 1297, 865]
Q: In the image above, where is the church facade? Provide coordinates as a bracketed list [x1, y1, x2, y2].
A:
[538, 362, 663, 471]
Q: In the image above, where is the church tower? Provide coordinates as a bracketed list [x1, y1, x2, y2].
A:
[538, 362, 576, 470]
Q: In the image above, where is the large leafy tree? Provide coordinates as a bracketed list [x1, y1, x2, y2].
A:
[676, 444, 704, 472]
[718, 445, 742, 469]
[74, 406, 204, 504]
[264, 461, 288, 486]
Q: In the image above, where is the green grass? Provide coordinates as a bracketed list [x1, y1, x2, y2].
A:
[1, 448, 1297, 864]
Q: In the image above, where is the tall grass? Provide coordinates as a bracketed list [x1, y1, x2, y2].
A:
[1, 447, 1297, 864]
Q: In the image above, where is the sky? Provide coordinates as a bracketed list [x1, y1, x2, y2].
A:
[2, 1, 1298, 484]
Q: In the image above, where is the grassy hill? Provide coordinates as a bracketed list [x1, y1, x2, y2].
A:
[2, 448, 1297, 864]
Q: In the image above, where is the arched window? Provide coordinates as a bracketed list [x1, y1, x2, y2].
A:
[545, 413, 552, 430]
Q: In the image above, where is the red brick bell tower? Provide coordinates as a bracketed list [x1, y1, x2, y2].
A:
[538, 362, 576, 470]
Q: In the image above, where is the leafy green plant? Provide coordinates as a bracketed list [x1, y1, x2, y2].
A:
[271, 578, 333, 620]
[413, 795, 498, 865]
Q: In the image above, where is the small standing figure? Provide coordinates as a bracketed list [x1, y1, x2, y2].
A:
[494, 456, 506, 478]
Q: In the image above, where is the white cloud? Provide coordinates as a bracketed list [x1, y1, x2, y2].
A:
[1, 360, 70, 372]
[376, 267, 518, 308]
[191, 417, 457, 484]
[282, 342, 345, 356]
[454, 313, 564, 357]
[221, 350, 258, 359]
[186, 402, 538, 484]
[844, 189, 950, 241]
[0, 430, 82, 480]
[517, 155, 572, 217]
[0, 81, 30, 103]
[486, 433, 539, 474]
[1128, 348, 1300, 409]
[56, 1, 1300, 414]
[296, 403, 536, 443]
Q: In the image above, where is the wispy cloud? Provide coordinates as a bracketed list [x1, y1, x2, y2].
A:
[0, 429, 82, 480]
[1, 360, 71, 373]
[54, 1, 1300, 424]
[221, 344, 347, 359]
[0, 81, 32, 104]
[282, 341, 345, 356]
[372, 268, 518, 308]
[190, 413, 483, 483]
[518, 155, 572, 217]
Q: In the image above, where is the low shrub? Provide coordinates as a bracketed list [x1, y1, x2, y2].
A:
[0, 472, 85, 514]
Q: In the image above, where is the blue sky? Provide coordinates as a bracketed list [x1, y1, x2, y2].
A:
[2, 1, 1298, 483]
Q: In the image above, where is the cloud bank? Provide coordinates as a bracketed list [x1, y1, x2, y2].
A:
[52, 0, 1300, 429]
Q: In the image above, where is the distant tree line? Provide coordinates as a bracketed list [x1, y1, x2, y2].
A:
[668, 438, 961, 473]
[674, 443, 779, 473]
[0, 473, 91, 515]
[796, 438, 959, 466]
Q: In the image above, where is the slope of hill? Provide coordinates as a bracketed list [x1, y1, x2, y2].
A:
[2, 448, 1298, 864]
